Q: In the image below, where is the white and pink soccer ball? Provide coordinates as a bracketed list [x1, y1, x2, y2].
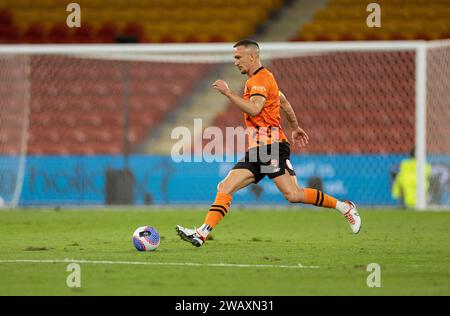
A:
[132, 226, 160, 252]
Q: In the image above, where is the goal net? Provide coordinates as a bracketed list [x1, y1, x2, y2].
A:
[0, 55, 29, 208]
[0, 42, 448, 209]
[426, 41, 450, 208]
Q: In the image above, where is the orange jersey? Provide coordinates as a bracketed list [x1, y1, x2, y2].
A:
[243, 67, 288, 148]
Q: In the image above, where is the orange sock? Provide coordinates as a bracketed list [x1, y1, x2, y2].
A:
[203, 192, 232, 229]
[304, 188, 337, 209]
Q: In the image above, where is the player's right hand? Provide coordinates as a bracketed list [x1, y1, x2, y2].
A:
[292, 127, 309, 148]
[212, 79, 230, 95]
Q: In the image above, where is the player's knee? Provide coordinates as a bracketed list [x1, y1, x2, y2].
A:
[284, 188, 305, 203]
[217, 181, 232, 195]
[284, 191, 298, 203]
[217, 181, 224, 192]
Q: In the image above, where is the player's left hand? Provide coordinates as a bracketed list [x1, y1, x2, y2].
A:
[292, 127, 309, 148]
[212, 80, 230, 95]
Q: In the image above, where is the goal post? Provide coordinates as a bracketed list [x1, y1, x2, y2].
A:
[415, 43, 427, 210]
[0, 41, 448, 209]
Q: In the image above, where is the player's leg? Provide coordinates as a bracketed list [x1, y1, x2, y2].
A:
[199, 168, 255, 234]
[272, 170, 361, 234]
[217, 168, 256, 194]
[176, 168, 255, 247]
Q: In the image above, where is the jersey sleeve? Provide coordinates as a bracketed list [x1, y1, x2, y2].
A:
[248, 75, 271, 99]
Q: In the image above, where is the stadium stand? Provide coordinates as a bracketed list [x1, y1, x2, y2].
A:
[205, 1, 450, 155]
[0, 56, 212, 155]
[1, 0, 448, 156]
[0, 0, 283, 43]
[292, 0, 450, 41]
[210, 51, 416, 154]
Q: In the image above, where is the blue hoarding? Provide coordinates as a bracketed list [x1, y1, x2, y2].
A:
[0, 154, 417, 206]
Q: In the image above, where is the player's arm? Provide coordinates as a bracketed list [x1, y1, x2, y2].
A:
[212, 80, 265, 116]
[279, 91, 309, 148]
[279, 91, 299, 129]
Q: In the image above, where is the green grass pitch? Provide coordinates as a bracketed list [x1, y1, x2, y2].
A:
[0, 207, 449, 296]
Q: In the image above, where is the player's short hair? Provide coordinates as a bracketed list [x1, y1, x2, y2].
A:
[233, 39, 260, 50]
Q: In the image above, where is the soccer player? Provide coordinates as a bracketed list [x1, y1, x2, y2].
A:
[176, 39, 361, 247]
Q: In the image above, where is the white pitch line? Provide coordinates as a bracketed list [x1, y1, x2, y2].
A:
[0, 259, 320, 269]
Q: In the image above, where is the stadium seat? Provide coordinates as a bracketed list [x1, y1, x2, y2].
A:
[48, 23, 70, 43]
[122, 22, 144, 41]
[23, 23, 46, 43]
[72, 23, 96, 43]
[97, 22, 118, 43]
[294, 0, 450, 41]
[0, 9, 12, 25]
[0, 24, 19, 43]
[1, 0, 282, 43]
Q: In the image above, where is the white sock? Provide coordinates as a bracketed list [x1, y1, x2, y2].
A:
[197, 224, 212, 237]
[335, 201, 351, 215]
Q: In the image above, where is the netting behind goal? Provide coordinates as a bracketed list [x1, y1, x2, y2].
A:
[0, 42, 448, 208]
[270, 50, 416, 206]
[427, 43, 450, 206]
[0, 55, 29, 207]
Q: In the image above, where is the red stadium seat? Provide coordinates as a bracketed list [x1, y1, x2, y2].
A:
[48, 23, 70, 43]
[123, 22, 144, 41]
[23, 23, 46, 43]
[97, 22, 118, 43]
[72, 23, 96, 43]
[0, 24, 20, 43]
[0, 10, 13, 26]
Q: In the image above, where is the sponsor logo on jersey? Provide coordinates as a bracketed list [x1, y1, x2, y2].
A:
[251, 85, 267, 93]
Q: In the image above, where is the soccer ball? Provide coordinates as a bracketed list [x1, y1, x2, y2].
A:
[132, 226, 160, 251]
